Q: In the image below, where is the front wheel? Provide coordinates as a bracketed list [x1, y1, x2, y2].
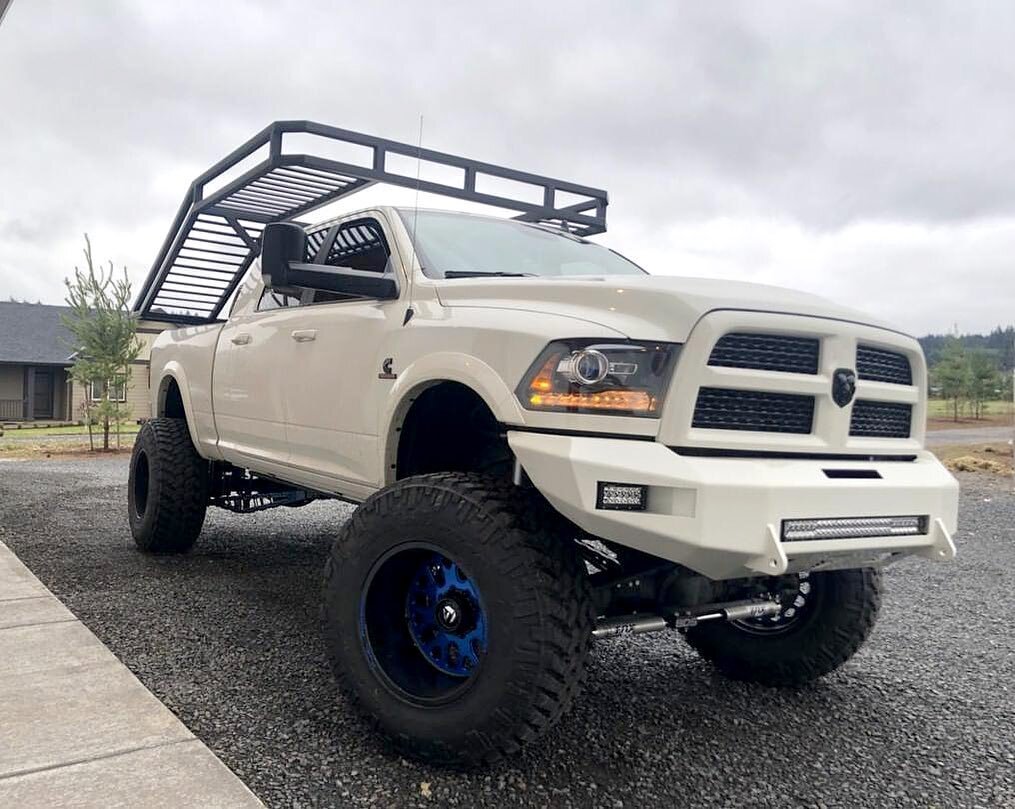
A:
[684, 568, 882, 686]
[321, 473, 594, 766]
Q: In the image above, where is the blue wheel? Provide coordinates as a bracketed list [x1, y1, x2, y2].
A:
[405, 553, 487, 678]
[324, 473, 594, 764]
[358, 544, 488, 703]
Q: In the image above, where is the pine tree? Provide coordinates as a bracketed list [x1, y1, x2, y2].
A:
[967, 350, 1001, 419]
[62, 235, 141, 450]
[931, 337, 969, 422]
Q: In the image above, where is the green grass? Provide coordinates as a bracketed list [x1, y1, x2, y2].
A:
[927, 399, 1013, 419]
[0, 423, 141, 437]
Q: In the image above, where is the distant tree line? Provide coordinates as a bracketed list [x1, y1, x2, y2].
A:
[920, 326, 1015, 372]
[924, 330, 1014, 421]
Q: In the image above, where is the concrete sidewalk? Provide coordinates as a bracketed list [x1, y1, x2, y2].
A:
[0, 541, 263, 808]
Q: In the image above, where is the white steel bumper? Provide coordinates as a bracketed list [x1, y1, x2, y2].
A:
[508, 431, 959, 581]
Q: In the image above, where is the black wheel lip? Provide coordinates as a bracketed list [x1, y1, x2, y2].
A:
[358, 540, 488, 709]
[130, 447, 150, 521]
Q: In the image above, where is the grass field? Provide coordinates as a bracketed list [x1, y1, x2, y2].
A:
[926, 398, 1013, 429]
[0, 423, 141, 437]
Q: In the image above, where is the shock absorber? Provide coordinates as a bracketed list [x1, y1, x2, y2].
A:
[592, 598, 782, 639]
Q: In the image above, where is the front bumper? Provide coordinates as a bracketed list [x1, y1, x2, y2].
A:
[508, 431, 959, 580]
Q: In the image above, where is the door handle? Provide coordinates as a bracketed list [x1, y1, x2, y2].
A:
[291, 329, 317, 343]
[230, 333, 251, 345]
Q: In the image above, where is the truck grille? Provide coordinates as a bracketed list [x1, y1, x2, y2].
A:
[708, 333, 819, 375]
[849, 400, 912, 438]
[856, 345, 912, 385]
[692, 388, 815, 434]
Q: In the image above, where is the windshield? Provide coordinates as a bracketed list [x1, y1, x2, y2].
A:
[398, 210, 647, 279]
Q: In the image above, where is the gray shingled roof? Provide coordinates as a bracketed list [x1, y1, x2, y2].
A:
[0, 301, 77, 365]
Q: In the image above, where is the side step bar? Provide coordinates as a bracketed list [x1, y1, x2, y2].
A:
[592, 598, 781, 640]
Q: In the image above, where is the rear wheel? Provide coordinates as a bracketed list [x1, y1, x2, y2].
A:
[684, 568, 882, 686]
[321, 473, 594, 765]
[128, 417, 208, 554]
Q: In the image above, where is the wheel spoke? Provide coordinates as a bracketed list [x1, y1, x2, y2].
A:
[403, 552, 487, 678]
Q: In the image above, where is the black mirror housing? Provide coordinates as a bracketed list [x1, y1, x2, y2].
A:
[260, 222, 306, 288]
[286, 264, 398, 300]
[260, 221, 398, 300]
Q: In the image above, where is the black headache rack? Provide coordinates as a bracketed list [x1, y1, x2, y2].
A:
[133, 120, 609, 325]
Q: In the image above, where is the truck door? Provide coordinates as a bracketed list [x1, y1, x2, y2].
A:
[280, 215, 404, 488]
[214, 285, 304, 468]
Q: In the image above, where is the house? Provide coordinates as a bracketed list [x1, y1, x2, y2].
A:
[0, 301, 167, 423]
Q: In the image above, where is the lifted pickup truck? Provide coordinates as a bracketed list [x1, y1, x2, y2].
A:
[130, 121, 959, 765]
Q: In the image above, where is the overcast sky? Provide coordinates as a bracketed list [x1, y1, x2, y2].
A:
[1, 0, 1012, 335]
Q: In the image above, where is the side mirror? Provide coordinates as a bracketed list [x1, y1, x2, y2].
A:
[260, 222, 306, 289]
[286, 264, 398, 300]
[260, 221, 399, 301]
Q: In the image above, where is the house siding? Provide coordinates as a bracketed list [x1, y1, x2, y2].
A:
[0, 366, 21, 400]
[2, 314, 169, 423]
[69, 364, 151, 423]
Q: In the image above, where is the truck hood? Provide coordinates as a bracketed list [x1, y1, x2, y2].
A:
[434, 274, 902, 342]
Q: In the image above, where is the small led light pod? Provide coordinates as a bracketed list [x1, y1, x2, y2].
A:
[596, 482, 649, 511]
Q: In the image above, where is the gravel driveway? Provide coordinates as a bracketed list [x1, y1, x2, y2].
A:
[1, 457, 1012, 808]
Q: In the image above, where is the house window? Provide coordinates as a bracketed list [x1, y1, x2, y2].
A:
[89, 379, 127, 403]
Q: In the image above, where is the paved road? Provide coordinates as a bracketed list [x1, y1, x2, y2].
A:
[925, 424, 1012, 446]
[1, 457, 1012, 808]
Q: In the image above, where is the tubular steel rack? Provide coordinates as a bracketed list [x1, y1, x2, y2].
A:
[133, 120, 609, 324]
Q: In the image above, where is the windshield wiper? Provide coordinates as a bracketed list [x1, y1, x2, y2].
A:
[443, 270, 537, 279]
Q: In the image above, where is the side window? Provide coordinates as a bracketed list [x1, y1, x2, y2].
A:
[256, 287, 302, 312]
[305, 229, 330, 262]
[310, 289, 354, 304]
[325, 218, 390, 273]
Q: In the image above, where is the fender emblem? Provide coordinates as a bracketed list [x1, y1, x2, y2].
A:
[378, 358, 397, 380]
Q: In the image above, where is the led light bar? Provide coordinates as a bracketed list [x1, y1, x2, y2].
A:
[596, 482, 648, 511]
[782, 515, 928, 542]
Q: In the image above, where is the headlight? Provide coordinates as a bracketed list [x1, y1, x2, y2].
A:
[516, 340, 679, 417]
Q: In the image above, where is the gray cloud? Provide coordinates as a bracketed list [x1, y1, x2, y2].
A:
[0, 0, 1012, 333]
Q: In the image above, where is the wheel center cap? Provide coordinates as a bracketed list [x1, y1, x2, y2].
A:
[435, 598, 461, 630]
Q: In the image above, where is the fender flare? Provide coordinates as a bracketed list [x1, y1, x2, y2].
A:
[378, 351, 525, 485]
[154, 362, 203, 452]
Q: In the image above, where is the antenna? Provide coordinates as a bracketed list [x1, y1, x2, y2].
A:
[410, 115, 424, 256]
[405, 114, 423, 323]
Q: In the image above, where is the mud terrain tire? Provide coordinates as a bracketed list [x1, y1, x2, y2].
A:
[128, 417, 208, 554]
[322, 472, 594, 766]
[684, 568, 882, 686]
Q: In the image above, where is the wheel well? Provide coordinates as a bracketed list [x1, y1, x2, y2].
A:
[160, 378, 186, 420]
[395, 382, 512, 480]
